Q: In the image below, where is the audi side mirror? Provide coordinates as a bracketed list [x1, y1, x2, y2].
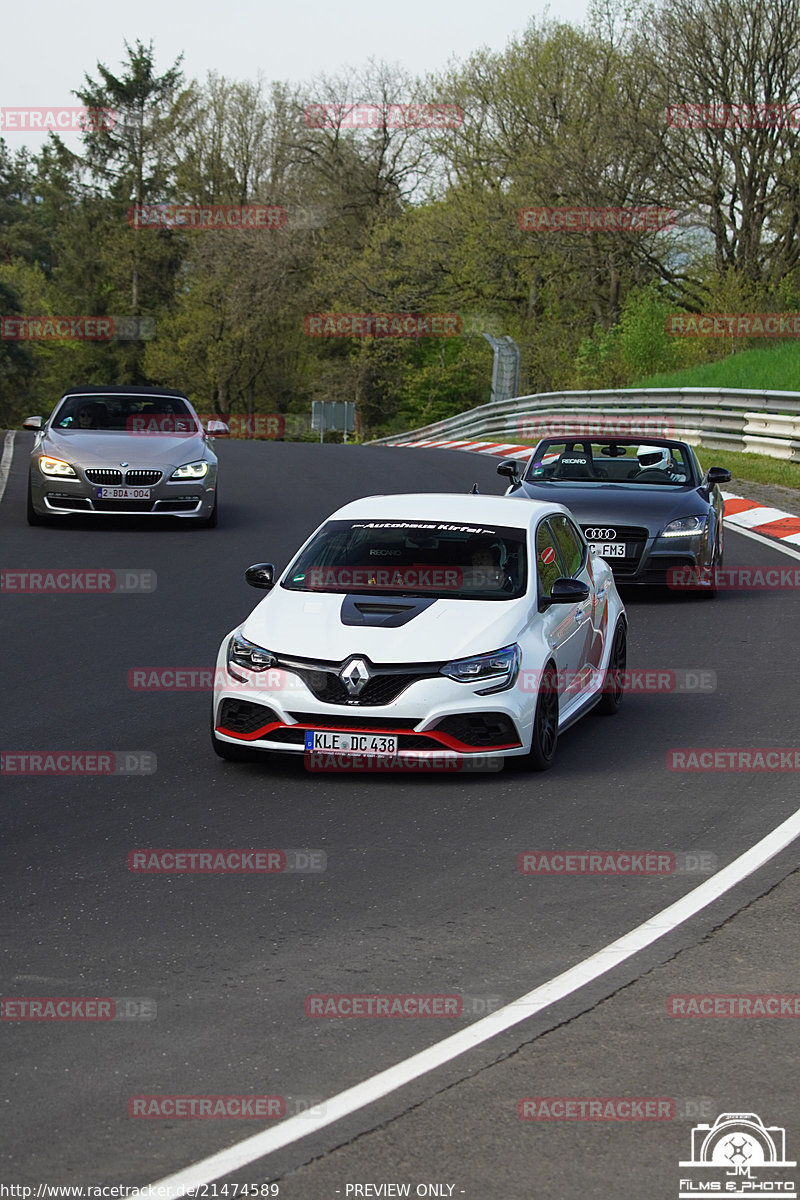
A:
[706, 467, 731, 485]
[497, 460, 521, 486]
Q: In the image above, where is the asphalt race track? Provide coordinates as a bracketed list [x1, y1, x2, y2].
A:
[1, 436, 799, 1195]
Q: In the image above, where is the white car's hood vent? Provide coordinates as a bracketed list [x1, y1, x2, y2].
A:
[340, 595, 437, 627]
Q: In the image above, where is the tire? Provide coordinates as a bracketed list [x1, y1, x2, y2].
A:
[197, 494, 218, 528]
[520, 662, 559, 771]
[704, 533, 722, 598]
[596, 617, 626, 715]
[26, 486, 48, 526]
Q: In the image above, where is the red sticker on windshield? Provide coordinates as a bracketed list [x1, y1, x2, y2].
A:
[540, 546, 556, 565]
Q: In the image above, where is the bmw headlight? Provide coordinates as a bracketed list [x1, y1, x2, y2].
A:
[227, 632, 275, 675]
[171, 461, 209, 479]
[660, 515, 706, 538]
[440, 644, 521, 695]
[39, 456, 76, 477]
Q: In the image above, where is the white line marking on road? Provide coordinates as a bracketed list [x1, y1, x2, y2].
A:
[145, 804, 800, 1194]
[0, 430, 16, 505]
[727, 523, 800, 561]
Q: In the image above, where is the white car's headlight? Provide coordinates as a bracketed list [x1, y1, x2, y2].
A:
[440, 644, 521, 695]
[39, 456, 76, 477]
[171, 461, 209, 479]
[661, 515, 706, 537]
[227, 633, 275, 674]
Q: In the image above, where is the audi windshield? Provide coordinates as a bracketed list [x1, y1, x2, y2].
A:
[526, 439, 693, 485]
[282, 519, 528, 600]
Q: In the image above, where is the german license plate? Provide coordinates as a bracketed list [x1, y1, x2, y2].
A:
[590, 542, 626, 558]
[97, 486, 151, 499]
[304, 730, 398, 755]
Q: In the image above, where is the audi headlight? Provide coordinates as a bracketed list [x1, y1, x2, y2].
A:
[440, 644, 521, 695]
[661, 515, 706, 538]
[171, 461, 209, 479]
[227, 632, 275, 675]
[39, 456, 76, 477]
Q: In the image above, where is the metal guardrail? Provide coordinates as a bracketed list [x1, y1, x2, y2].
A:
[369, 387, 800, 460]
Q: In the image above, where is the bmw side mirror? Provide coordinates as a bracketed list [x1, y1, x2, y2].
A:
[497, 460, 521, 486]
[23, 416, 43, 431]
[245, 563, 276, 590]
[706, 467, 731, 485]
[548, 577, 590, 603]
[206, 419, 230, 437]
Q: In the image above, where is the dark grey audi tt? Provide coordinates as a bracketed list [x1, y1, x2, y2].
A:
[498, 437, 730, 594]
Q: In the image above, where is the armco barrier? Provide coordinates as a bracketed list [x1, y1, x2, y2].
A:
[369, 388, 800, 460]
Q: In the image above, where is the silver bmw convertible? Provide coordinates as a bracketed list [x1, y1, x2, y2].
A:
[24, 385, 225, 527]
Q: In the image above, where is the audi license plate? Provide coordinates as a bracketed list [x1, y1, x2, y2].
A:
[96, 486, 151, 500]
[304, 730, 398, 755]
[590, 542, 626, 558]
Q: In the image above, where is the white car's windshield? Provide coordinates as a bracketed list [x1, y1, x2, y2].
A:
[283, 519, 528, 600]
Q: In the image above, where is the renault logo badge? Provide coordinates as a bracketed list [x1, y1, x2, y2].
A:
[340, 657, 371, 696]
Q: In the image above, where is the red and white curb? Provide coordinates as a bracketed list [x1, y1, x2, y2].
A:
[389, 438, 537, 460]
[386, 438, 800, 546]
[721, 493, 800, 545]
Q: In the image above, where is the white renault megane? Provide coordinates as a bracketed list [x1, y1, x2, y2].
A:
[211, 493, 627, 770]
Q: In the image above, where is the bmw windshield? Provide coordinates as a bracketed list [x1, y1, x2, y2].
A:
[51, 393, 200, 434]
[283, 519, 528, 600]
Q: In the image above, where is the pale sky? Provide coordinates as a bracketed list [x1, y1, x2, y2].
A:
[3, 0, 591, 151]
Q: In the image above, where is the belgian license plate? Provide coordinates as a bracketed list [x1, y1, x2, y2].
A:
[591, 542, 626, 558]
[97, 486, 151, 500]
[304, 730, 398, 755]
